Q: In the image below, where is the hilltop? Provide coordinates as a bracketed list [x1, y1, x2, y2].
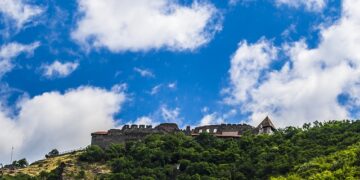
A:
[0, 151, 110, 179]
[1, 120, 360, 179]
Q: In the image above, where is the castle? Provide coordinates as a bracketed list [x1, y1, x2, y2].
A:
[91, 116, 276, 148]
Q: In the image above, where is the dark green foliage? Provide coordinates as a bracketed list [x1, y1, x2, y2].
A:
[0, 163, 65, 180]
[109, 157, 133, 173]
[105, 144, 125, 160]
[273, 143, 360, 179]
[76, 170, 85, 179]
[185, 162, 216, 176]
[0, 173, 35, 180]
[78, 120, 360, 179]
[35, 162, 66, 180]
[4, 158, 29, 169]
[15, 159, 28, 168]
[45, 149, 59, 158]
[79, 145, 105, 162]
[179, 159, 191, 171]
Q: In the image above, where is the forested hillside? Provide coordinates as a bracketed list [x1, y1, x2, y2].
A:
[273, 143, 360, 179]
[1, 120, 360, 179]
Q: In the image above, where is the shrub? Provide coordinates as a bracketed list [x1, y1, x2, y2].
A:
[79, 145, 105, 162]
[46, 149, 60, 158]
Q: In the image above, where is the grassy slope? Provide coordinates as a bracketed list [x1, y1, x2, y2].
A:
[1, 151, 110, 179]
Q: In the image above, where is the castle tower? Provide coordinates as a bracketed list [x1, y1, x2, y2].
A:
[257, 116, 276, 134]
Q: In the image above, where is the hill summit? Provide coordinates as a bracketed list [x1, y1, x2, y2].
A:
[1, 120, 360, 179]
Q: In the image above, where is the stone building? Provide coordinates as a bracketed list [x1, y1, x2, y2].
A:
[257, 116, 276, 134]
[190, 124, 254, 138]
[91, 123, 181, 148]
[191, 116, 276, 137]
[91, 117, 276, 148]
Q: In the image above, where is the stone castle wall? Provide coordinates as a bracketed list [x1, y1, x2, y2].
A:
[91, 123, 183, 149]
[91, 117, 276, 149]
[193, 124, 254, 134]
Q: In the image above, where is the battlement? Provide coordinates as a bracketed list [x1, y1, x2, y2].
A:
[91, 123, 183, 148]
[91, 117, 276, 148]
[192, 123, 254, 137]
[121, 124, 153, 130]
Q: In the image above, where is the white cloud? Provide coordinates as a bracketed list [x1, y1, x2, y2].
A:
[150, 84, 162, 95]
[134, 67, 155, 78]
[281, 24, 297, 39]
[0, 42, 39, 77]
[0, 86, 126, 163]
[198, 109, 236, 126]
[72, 0, 221, 52]
[111, 83, 128, 93]
[124, 106, 181, 128]
[201, 106, 209, 113]
[168, 82, 177, 89]
[161, 105, 181, 123]
[225, 0, 360, 127]
[0, 0, 43, 28]
[275, 0, 327, 12]
[134, 116, 155, 125]
[199, 113, 224, 126]
[149, 82, 177, 94]
[225, 38, 277, 104]
[228, 0, 240, 6]
[0, 42, 39, 59]
[124, 116, 159, 127]
[0, 109, 24, 161]
[223, 109, 237, 119]
[229, 0, 255, 6]
[42, 60, 79, 79]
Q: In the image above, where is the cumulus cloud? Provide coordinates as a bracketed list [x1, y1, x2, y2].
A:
[0, 0, 43, 28]
[275, 0, 327, 12]
[134, 67, 155, 78]
[0, 42, 39, 77]
[225, 0, 360, 127]
[0, 86, 126, 163]
[133, 116, 155, 125]
[125, 104, 182, 128]
[199, 109, 236, 126]
[224, 39, 277, 104]
[72, 0, 221, 52]
[42, 60, 79, 79]
[199, 113, 224, 126]
[161, 105, 181, 123]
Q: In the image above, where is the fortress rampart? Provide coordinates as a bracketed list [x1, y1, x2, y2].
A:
[91, 117, 276, 149]
[91, 123, 184, 148]
[192, 123, 255, 137]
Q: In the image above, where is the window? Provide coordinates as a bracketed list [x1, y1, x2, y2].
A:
[199, 129, 202, 133]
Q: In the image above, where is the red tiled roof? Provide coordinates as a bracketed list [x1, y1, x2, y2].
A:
[92, 131, 108, 135]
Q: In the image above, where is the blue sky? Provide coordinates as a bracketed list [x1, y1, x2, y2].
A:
[2, 0, 360, 162]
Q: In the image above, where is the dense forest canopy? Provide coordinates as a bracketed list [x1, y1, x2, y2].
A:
[1, 120, 360, 179]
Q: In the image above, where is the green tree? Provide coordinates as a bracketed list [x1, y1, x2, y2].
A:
[46, 149, 59, 158]
[79, 145, 105, 162]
